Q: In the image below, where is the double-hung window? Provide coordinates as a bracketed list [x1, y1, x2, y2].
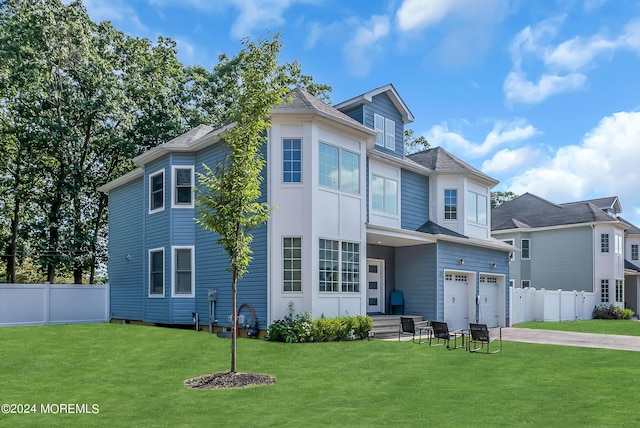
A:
[283, 138, 302, 183]
[444, 189, 457, 220]
[521, 239, 530, 259]
[173, 246, 194, 297]
[319, 142, 359, 194]
[503, 239, 515, 261]
[374, 113, 396, 149]
[149, 170, 164, 213]
[283, 237, 302, 292]
[319, 239, 360, 293]
[601, 234, 609, 253]
[173, 166, 194, 208]
[466, 191, 487, 225]
[632, 244, 638, 261]
[149, 248, 164, 297]
[371, 175, 398, 214]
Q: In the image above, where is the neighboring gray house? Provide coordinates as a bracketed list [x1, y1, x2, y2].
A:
[492, 193, 638, 310]
[622, 221, 640, 313]
[99, 84, 513, 332]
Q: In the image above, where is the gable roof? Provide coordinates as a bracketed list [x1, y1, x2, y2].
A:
[271, 87, 376, 138]
[408, 147, 498, 186]
[619, 217, 640, 235]
[569, 196, 621, 215]
[492, 192, 623, 231]
[333, 83, 414, 124]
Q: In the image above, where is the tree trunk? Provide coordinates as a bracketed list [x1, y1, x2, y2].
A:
[231, 266, 238, 373]
[88, 195, 107, 284]
[5, 164, 22, 283]
[46, 193, 62, 284]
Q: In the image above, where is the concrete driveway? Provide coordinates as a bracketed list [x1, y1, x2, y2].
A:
[502, 327, 640, 352]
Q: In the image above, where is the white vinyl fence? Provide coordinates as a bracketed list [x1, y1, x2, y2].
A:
[0, 283, 109, 327]
[510, 287, 597, 325]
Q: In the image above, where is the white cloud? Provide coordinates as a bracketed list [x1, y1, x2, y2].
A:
[396, 0, 463, 32]
[482, 147, 542, 174]
[505, 16, 640, 104]
[83, 0, 147, 33]
[507, 111, 640, 213]
[583, 0, 608, 11]
[228, 0, 299, 39]
[426, 119, 538, 157]
[343, 15, 390, 77]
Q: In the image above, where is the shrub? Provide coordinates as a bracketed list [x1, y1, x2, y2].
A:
[266, 314, 373, 342]
[592, 304, 634, 320]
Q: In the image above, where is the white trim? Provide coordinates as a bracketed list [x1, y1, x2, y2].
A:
[384, 117, 395, 149]
[172, 246, 195, 298]
[503, 239, 515, 261]
[148, 169, 165, 214]
[521, 280, 530, 288]
[521, 238, 531, 260]
[171, 165, 195, 209]
[371, 174, 398, 215]
[281, 138, 303, 185]
[148, 247, 165, 298]
[374, 113, 384, 147]
[282, 236, 303, 294]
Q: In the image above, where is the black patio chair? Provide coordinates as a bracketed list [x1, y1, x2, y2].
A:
[398, 317, 431, 344]
[430, 321, 465, 349]
[468, 323, 502, 354]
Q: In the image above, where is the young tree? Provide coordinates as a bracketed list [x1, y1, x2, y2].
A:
[403, 128, 430, 155]
[196, 33, 297, 373]
[491, 191, 518, 209]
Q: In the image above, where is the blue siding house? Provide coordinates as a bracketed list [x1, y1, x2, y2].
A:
[100, 83, 513, 332]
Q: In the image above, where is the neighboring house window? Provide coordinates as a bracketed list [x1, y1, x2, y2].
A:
[283, 237, 302, 292]
[444, 189, 457, 220]
[319, 142, 359, 194]
[601, 234, 609, 253]
[509, 280, 515, 288]
[173, 246, 194, 297]
[373, 113, 396, 149]
[173, 166, 194, 207]
[318, 239, 360, 293]
[521, 239, 530, 260]
[466, 191, 488, 225]
[149, 248, 164, 297]
[283, 138, 302, 183]
[341, 242, 360, 292]
[521, 280, 530, 288]
[371, 175, 398, 214]
[601, 279, 609, 302]
[319, 239, 339, 292]
[503, 239, 515, 261]
[149, 169, 164, 213]
[632, 244, 639, 261]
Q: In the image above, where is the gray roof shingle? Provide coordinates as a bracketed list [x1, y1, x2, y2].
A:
[408, 147, 497, 184]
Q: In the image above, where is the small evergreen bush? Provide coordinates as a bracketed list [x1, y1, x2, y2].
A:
[592, 304, 634, 320]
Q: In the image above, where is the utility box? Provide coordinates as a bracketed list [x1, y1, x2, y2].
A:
[208, 289, 217, 302]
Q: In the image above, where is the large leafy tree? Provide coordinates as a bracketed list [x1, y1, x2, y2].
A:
[197, 33, 310, 373]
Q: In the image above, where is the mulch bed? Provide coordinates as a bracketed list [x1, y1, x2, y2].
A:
[184, 371, 276, 390]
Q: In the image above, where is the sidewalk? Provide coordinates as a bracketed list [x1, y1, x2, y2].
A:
[502, 327, 640, 352]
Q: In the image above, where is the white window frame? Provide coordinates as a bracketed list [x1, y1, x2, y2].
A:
[318, 142, 359, 194]
[601, 234, 609, 253]
[172, 166, 194, 208]
[615, 279, 623, 302]
[172, 246, 195, 298]
[371, 175, 398, 215]
[521, 280, 530, 288]
[601, 279, 609, 302]
[148, 247, 165, 298]
[149, 169, 165, 214]
[318, 238, 360, 293]
[632, 244, 638, 261]
[503, 239, 515, 261]
[521, 239, 530, 260]
[385, 118, 395, 149]
[282, 138, 302, 184]
[283, 237, 302, 293]
[444, 189, 457, 220]
[374, 113, 385, 147]
[466, 191, 488, 225]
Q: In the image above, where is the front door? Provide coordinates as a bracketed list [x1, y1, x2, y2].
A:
[366, 259, 384, 313]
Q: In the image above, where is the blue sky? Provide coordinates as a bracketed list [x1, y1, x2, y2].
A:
[82, 0, 640, 226]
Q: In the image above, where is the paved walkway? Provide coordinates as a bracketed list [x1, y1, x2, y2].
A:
[502, 327, 640, 352]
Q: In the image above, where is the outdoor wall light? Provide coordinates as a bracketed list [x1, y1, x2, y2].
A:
[125, 254, 131, 261]
[458, 258, 464, 264]
[491, 262, 497, 269]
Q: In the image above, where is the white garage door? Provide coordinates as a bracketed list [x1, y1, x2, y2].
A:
[444, 273, 469, 331]
[479, 276, 499, 327]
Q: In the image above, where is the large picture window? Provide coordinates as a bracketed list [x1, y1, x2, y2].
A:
[283, 138, 302, 183]
[173, 166, 194, 207]
[149, 169, 164, 213]
[371, 175, 398, 214]
[149, 248, 164, 297]
[283, 237, 302, 292]
[319, 239, 360, 293]
[466, 191, 487, 225]
[444, 189, 457, 220]
[319, 142, 359, 194]
[173, 246, 194, 297]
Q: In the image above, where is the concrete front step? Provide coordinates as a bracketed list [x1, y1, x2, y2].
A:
[369, 315, 424, 339]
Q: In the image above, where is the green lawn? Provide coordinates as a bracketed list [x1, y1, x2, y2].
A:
[515, 319, 640, 336]
[1, 323, 640, 427]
